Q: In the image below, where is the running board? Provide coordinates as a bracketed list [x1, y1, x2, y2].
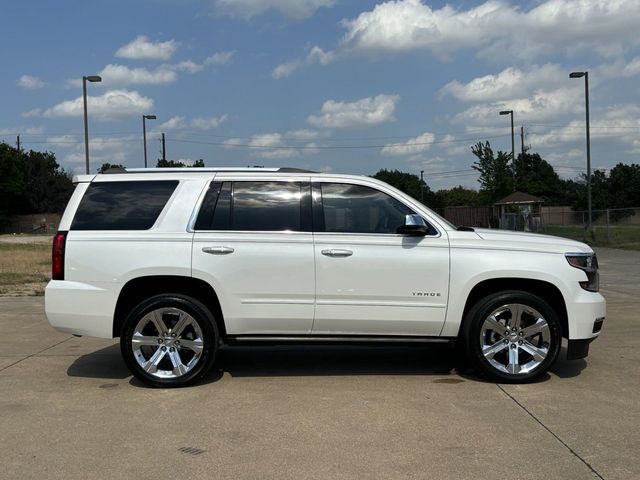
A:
[225, 335, 456, 346]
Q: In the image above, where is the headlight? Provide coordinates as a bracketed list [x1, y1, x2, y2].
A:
[565, 253, 599, 292]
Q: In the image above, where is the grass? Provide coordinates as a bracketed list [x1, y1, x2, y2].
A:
[541, 224, 640, 250]
[0, 243, 51, 296]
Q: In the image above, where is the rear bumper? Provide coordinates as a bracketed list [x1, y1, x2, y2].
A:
[45, 280, 117, 338]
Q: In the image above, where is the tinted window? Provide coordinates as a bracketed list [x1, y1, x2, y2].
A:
[320, 183, 414, 234]
[195, 181, 305, 232]
[233, 182, 301, 231]
[71, 181, 178, 230]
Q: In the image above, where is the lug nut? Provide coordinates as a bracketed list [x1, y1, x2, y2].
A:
[519, 340, 523, 345]
[161, 346, 167, 351]
[511, 344, 517, 349]
[175, 340, 180, 345]
[519, 332, 523, 336]
[169, 347, 175, 352]
[171, 333, 176, 338]
[162, 332, 167, 337]
[504, 339, 508, 344]
[157, 339, 163, 344]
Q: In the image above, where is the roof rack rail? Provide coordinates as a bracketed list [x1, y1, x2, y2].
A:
[100, 167, 318, 174]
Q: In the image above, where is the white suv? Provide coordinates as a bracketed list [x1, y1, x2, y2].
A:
[45, 167, 606, 387]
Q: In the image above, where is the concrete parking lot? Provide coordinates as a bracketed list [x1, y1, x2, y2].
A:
[1, 247, 638, 480]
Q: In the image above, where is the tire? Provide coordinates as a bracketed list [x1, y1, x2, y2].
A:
[462, 290, 561, 383]
[120, 294, 219, 388]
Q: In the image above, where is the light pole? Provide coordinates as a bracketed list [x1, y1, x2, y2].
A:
[570, 71, 592, 230]
[499, 110, 515, 190]
[420, 170, 424, 204]
[142, 114, 157, 168]
[82, 75, 102, 174]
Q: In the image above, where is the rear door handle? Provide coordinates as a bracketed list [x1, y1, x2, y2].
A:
[321, 249, 353, 258]
[202, 246, 235, 255]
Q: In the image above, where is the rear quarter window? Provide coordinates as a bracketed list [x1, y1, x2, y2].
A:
[71, 181, 178, 230]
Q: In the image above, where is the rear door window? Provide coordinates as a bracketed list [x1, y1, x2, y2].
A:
[71, 181, 178, 230]
[195, 181, 310, 232]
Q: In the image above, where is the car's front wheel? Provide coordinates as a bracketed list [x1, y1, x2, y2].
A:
[462, 291, 561, 383]
[120, 294, 218, 387]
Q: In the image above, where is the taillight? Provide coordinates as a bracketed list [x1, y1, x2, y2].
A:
[52, 231, 68, 280]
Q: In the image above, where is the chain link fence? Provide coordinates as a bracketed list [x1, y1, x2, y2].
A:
[539, 207, 640, 247]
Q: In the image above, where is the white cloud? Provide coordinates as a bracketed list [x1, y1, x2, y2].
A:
[273, 46, 334, 78]
[205, 51, 235, 65]
[40, 90, 154, 120]
[192, 115, 228, 129]
[621, 56, 640, 77]
[98, 64, 177, 86]
[21, 109, 42, 118]
[215, 0, 335, 20]
[440, 64, 566, 103]
[158, 116, 187, 130]
[284, 129, 322, 141]
[18, 75, 44, 89]
[0, 126, 44, 135]
[339, 0, 640, 60]
[43, 134, 141, 172]
[67, 52, 234, 87]
[381, 132, 435, 156]
[452, 85, 583, 127]
[158, 115, 228, 131]
[172, 51, 235, 73]
[279, 0, 640, 76]
[115, 35, 177, 60]
[307, 94, 400, 129]
[223, 132, 319, 159]
[528, 104, 640, 149]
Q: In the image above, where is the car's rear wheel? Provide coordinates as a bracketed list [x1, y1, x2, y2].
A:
[120, 294, 218, 387]
[462, 291, 561, 383]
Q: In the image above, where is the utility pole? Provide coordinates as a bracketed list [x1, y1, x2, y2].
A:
[520, 125, 525, 187]
[161, 132, 166, 161]
[16, 135, 20, 151]
[570, 71, 592, 230]
[420, 170, 425, 204]
[499, 110, 515, 191]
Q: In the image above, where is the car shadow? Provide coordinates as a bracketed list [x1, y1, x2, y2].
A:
[66, 344, 130, 380]
[67, 343, 475, 387]
[66, 343, 586, 388]
[550, 346, 588, 379]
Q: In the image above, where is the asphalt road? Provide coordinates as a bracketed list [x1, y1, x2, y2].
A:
[0, 247, 638, 479]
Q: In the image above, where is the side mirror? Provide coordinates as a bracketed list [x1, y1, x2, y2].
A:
[397, 214, 429, 236]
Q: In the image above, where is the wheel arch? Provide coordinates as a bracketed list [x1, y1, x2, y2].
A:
[113, 275, 225, 339]
[459, 278, 568, 338]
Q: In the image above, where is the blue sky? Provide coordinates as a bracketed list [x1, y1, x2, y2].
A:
[2, 0, 639, 189]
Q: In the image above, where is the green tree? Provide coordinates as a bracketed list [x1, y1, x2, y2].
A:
[607, 163, 640, 208]
[372, 168, 435, 206]
[513, 152, 565, 203]
[0, 143, 25, 225]
[471, 141, 512, 203]
[98, 163, 124, 173]
[156, 159, 205, 168]
[22, 149, 73, 213]
[435, 186, 480, 207]
[0, 143, 73, 226]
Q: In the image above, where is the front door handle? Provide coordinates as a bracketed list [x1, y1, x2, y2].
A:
[202, 246, 235, 255]
[321, 248, 353, 258]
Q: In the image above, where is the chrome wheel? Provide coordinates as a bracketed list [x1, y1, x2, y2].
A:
[131, 307, 205, 379]
[479, 303, 551, 375]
